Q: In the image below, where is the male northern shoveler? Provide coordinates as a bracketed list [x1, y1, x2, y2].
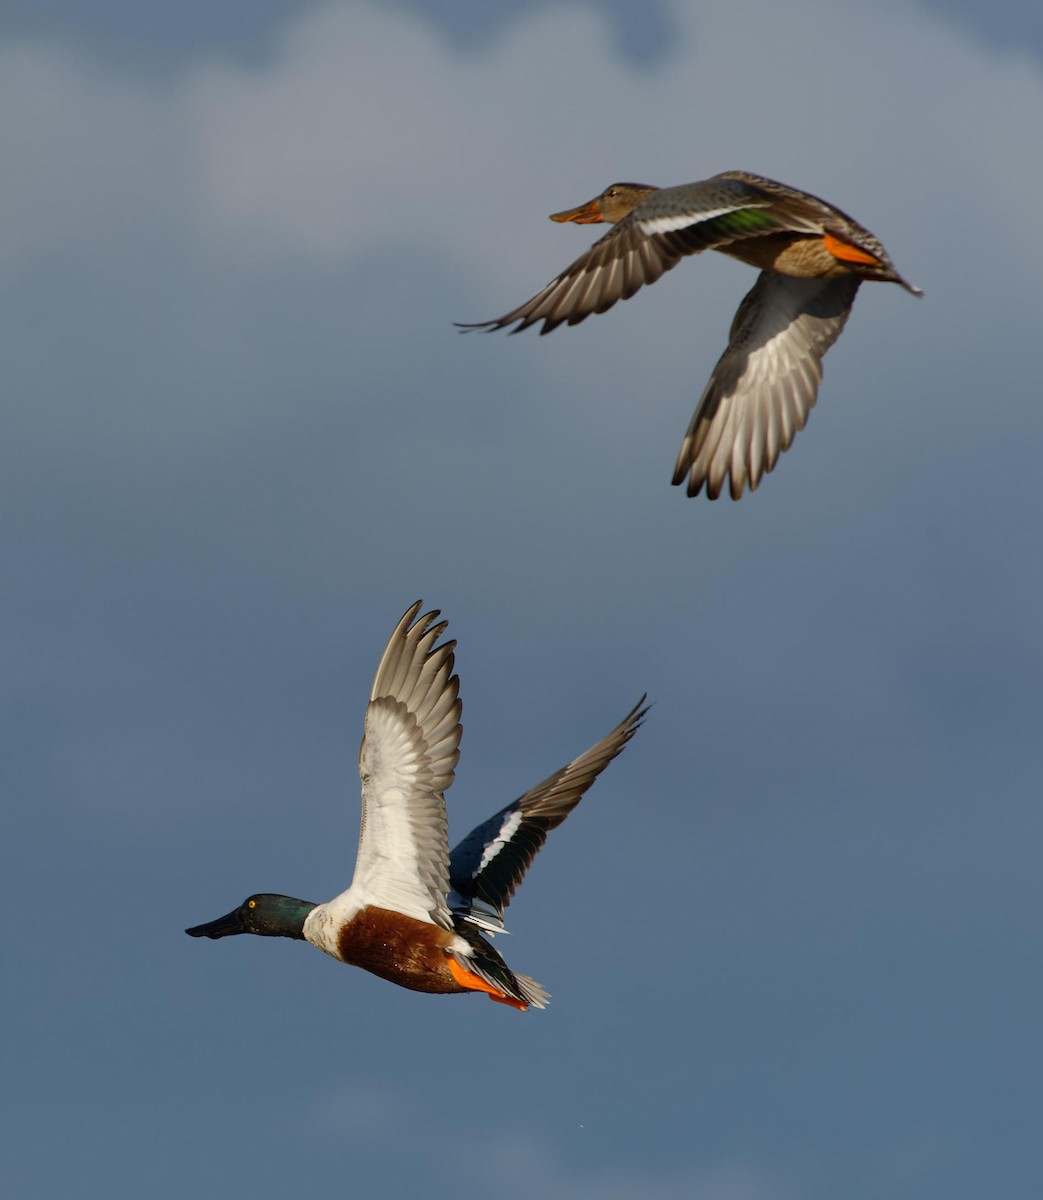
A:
[459, 171, 922, 500]
[186, 602, 646, 1011]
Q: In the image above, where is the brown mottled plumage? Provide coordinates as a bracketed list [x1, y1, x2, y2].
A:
[460, 171, 921, 499]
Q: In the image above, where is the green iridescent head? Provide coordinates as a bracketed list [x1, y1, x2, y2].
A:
[185, 893, 316, 941]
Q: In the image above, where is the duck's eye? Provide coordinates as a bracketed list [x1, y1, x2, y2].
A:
[606, 188, 618, 198]
[248, 899, 257, 909]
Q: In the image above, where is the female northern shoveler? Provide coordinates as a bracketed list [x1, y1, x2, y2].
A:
[459, 171, 922, 500]
[186, 602, 646, 1011]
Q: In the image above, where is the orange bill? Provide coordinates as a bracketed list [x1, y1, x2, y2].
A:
[549, 198, 604, 224]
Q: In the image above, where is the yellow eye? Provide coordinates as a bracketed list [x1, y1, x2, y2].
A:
[248, 899, 256, 909]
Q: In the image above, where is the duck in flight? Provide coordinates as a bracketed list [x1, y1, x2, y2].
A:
[459, 170, 921, 500]
[186, 602, 646, 1011]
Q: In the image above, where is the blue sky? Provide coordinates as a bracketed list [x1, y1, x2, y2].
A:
[4, 2, 1041, 1197]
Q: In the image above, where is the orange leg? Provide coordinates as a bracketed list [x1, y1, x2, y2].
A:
[822, 233, 881, 267]
[448, 957, 528, 1011]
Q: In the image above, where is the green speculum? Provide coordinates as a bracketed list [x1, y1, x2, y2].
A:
[705, 209, 779, 237]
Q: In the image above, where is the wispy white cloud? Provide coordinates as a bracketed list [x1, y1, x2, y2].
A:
[6, 0, 1040, 448]
[173, 0, 1043, 277]
[8, 0, 1042, 277]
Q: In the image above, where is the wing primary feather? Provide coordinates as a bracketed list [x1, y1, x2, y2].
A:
[348, 603, 464, 927]
[449, 697, 648, 932]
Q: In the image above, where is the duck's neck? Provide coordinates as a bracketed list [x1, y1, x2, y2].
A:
[254, 894, 317, 940]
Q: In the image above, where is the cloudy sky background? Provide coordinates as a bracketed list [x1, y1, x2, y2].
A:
[5, 1, 1041, 1197]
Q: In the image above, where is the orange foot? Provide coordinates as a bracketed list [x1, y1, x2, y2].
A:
[822, 232, 881, 267]
[448, 957, 528, 1011]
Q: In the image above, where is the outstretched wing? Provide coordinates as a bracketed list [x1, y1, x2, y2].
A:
[457, 219, 683, 335]
[456, 176, 826, 336]
[672, 273, 860, 500]
[449, 697, 648, 933]
[350, 602, 463, 928]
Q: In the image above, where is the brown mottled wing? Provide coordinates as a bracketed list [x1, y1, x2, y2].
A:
[672, 273, 860, 500]
[456, 175, 825, 337]
[448, 697, 648, 932]
[458, 218, 685, 335]
[714, 170, 924, 294]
